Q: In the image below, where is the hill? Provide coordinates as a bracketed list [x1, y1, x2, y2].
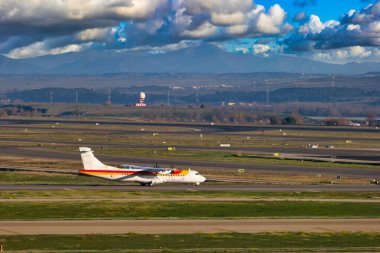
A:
[1, 44, 380, 75]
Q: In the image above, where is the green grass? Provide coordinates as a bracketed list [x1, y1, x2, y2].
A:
[2, 118, 380, 171]
[1, 190, 380, 200]
[1, 233, 380, 252]
[230, 153, 380, 167]
[88, 147, 380, 170]
[1, 201, 380, 220]
[0, 171, 114, 185]
[267, 129, 380, 140]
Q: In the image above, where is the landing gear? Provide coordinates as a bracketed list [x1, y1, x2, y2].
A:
[140, 182, 154, 187]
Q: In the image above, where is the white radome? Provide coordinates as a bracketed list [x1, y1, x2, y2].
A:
[140, 92, 146, 99]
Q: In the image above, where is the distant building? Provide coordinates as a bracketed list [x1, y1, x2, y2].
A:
[135, 92, 146, 107]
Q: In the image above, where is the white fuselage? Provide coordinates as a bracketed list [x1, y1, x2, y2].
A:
[80, 167, 206, 185]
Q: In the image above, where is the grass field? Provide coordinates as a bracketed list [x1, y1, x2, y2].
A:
[0, 171, 113, 185]
[1, 117, 380, 175]
[1, 190, 380, 200]
[1, 232, 380, 252]
[1, 201, 380, 220]
[35, 145, 379, 170]
[0, 117, 379, 252]
[0, 169, 369, 185]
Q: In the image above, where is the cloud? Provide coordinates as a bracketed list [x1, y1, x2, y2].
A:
[0, 0, 166, 23]
[293, 12, 307, 22]
[127, 40, 200, 53]
[7, 41, 88, 59]
[284, 1, 380, 53]
[255, 4, 287, 34]
[298, 15, 326, 34]
[252, 44, 271, 56]
[348, 45, 371, 57]
[1, 0, 291, 58]
[236, 47, 250, 54]
[6, 0, 378, 62]
[173, 1, 290, 39]
[182, 0, 253, 26]
[312, 46, 375, 63]
[181, 21, 218, 38]
[77, 28, 114, 42]
[0, 0, 169, 58]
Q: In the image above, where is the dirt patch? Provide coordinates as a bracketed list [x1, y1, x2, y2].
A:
[0, 219, 379, 235]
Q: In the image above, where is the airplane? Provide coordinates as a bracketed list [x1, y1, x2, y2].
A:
[79, 147, 206, 186]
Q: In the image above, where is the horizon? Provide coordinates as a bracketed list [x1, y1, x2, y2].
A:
[2, 43, 378, 66]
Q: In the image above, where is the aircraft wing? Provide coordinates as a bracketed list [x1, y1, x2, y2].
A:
[120, 164, 180, 175]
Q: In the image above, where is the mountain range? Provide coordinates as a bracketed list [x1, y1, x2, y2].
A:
[1, 44, 380, 75]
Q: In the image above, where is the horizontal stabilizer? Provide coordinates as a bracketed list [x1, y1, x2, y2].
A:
[79, 147, 92, 152]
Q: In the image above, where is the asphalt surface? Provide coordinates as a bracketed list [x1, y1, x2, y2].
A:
[2, 118, 380, 163]
[1, 184, 379, 192]
[3, 137, 380, 162]
[2, 118, 380, 133]
[4, 123, 380, 142]
[1, 118, 380, 179]
[1, 219, 380, 235]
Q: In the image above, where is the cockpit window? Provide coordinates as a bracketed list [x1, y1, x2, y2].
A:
[195, 173, 200, 175]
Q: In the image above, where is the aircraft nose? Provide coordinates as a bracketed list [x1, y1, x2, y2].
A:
[200, 175, 206, 182]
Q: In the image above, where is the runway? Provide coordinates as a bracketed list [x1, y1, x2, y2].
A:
[3, 138, 380, 162]
[2, 118, 380, 133]
[1, 219, 379, 235]
[1, 117, 380, 181]
[1, 183, 380, 192]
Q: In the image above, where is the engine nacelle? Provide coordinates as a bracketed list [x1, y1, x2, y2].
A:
[150, 178, 166, 186]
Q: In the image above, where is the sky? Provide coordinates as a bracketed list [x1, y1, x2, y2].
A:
[1, 0, 380, 63]
[259, 0, 368, 21]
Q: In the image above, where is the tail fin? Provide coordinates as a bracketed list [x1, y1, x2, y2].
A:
[79, 147, 108, 171]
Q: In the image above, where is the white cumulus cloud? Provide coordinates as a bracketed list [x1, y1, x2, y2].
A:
[312, 46, 374, 63]
[253, 44, 271, 56]
[1, 0, 292, 58]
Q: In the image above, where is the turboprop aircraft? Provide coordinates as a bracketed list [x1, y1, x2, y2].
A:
[79, 147, 206, 186]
